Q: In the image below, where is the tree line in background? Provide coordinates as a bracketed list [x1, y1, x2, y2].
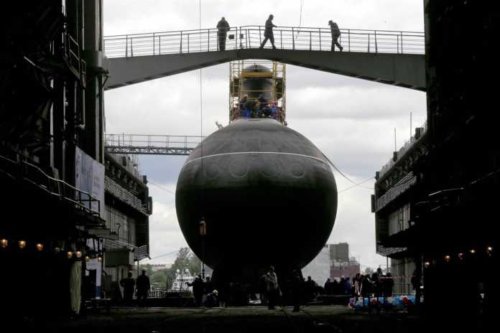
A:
[140, 247, 201, 290]
[139, 247, 381, 291]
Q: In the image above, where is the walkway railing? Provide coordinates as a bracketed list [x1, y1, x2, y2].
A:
[0, 153, 102, 218]
[105, 134, 204, 156]
[105, 176, 149, 214]
[378, 121, 428, 180]
[104, 25, 424, 58]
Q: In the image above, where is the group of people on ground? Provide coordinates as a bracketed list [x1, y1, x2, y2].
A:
[257, 266, 397, 312]
[234, 94, 281, 121]
[186, 275, 219, 307]
[216, 15, 343, 52]
[259, 267, 323, 312]
[119, 270, 151, 305]
[324, 270, 395, 301]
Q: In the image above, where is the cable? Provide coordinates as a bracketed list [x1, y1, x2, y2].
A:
[298, 0, 305, 28]
[319, 152, 375, 191]
[320, 152, 358, 185]
[148, 181, 175, 195]
[295, 0, 305, 40]
[197, 0, 203, 159]
[198, 0, 203, 146]
[199, 72, 203, 139]
[339, 176, 374, 193]
[198, 0, 202, 29]
[197, 0, 207, 236]
[146, 250, 179, 260]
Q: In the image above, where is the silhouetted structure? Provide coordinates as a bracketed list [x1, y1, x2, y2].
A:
[373, 1, 500, 330]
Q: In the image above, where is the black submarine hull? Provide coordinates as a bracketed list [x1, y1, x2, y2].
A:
[176, 118, 337, 276]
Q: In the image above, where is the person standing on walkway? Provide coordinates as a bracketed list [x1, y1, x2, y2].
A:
[329, 20, 343, 51]
[217, 17, 230, 51]
[259, 14, 277, 49]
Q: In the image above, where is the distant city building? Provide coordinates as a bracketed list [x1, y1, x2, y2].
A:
[330, 243, 360, 280]
[302, 243, 360, 285]
[102, 153, 152, 298]
[330, 242, 349, 262]
[330, 257, 361, 280]
[329, 243, 360, 280]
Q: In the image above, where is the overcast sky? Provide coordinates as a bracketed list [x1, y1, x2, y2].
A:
[103, 0, 426, 271]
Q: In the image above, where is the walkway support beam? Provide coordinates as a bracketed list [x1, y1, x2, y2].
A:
[104, 49, 425, 91]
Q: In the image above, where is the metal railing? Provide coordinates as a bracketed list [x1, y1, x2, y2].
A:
[65, 33, 87, 83]
[105, 134, 204, 156]
[378, 121, 428, 180]
[105, 176, 148, 214]
[104, 25, 424, 58]
[148, 288, 168, 299]
[0, 154, 101, 217]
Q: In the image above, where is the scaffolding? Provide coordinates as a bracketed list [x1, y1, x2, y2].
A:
[229, 60, 286, 124]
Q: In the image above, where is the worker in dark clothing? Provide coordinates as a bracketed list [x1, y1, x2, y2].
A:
[329, 20, 343, 51]
[259, 14, 277, 49]
[187, 275, 204, 306]
[136, 270, 151, 306]
[217, 17, 230, 51]
[265, 266, 280, 309]
[120, 272, 135, 305]
[291, 269, 304, 312]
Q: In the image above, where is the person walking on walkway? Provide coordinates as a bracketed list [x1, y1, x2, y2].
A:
[217, 17, 230, 51]
[259, 14, 277, 49]
[329, 20, 343, 51]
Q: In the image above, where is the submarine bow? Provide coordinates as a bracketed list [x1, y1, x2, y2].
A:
[175, 118, 337, 272]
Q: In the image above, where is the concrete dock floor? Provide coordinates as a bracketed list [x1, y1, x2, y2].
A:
[17, 305, 425, 333]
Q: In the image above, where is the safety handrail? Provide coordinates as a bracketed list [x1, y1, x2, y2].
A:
[104, 25, 424, 58]
[105, 134, 204, 150]
[0, 154, 101, 217]
[105, 176, 148, 214]
[378, 121, 428, 180]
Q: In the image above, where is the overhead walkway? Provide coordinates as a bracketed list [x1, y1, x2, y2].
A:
[103, 25, 425, 91]
[105, 134, 203, 156]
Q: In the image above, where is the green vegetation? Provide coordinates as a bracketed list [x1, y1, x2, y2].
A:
[140, 247, 201, 290]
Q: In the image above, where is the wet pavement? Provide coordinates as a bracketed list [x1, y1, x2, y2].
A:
[16, 305, 424, 333]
